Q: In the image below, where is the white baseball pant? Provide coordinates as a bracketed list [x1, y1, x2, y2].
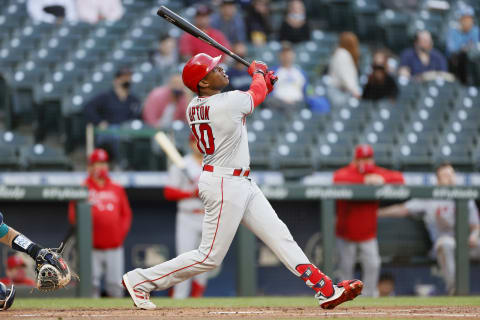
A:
[173, 211, 209, 299]
[92, 247, 125, 297]
[126, 171, 311, 293]
[335, 237, 380, 297]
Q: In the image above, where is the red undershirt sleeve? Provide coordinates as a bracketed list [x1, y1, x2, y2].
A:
[246, 73, 268, 108]
[164, 186, 194, 201]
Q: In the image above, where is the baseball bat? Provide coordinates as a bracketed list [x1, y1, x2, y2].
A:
[157, 6, 250, 68]
[154, 131, 194, 182]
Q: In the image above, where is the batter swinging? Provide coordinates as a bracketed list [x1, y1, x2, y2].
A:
[122, 53, 363, 309]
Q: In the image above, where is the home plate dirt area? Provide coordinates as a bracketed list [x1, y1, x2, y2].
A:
[4, 306, 480, 320]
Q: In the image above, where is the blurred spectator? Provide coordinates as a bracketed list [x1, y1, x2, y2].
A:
[447, 5, 480, 85]
[179, 4, 231, 61]
[399, 30, 448, 80]
[164, 136, 209, 298]
[380, 0, 419, 13]
[27, 0, 77, 24]
[266, 42, 307, 111]
[69, 149, 132, 298]
[377, 273, 395, 297]
[362, 50, 398, 101]
[226, 42, 252, 91]
[84, 67, 141, 164]
[245, 0, 273, 46]
[76, 0, 124, 24]
[211, 0, 247, 44]
[327, 32, 361, 107]
[279, 0, 310, 44]
[333, 144, 404, 297]
[0, 255, 35, 287]
[378, 163, 480, 295]
[150, 35, 179, 75]
[143, 74, 191, 128]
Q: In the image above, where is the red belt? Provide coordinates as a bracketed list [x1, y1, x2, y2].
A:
[203, 164, 250, 177]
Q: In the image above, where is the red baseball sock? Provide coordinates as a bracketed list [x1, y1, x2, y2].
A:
[191, 281, 206, 298]
[296, 264, 334, 298]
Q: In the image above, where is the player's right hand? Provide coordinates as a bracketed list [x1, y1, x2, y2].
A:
[248, 60, 268, 76]
[264, 70, 278, 94]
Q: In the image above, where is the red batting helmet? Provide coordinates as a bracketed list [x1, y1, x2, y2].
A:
[7, 255, 25, 269]
[182, 53, 221, 93]
[354, 144, 374, 159]
[88, 148, 109, 164]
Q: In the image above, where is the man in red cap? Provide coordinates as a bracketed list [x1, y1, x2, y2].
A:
[0, 255, 35, 287]
[333, 144, 404, 297]
[68, 148, 132, 297]
[163, 135, 208, 299]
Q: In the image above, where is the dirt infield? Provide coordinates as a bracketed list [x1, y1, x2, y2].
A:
[4, 306, 480, 320]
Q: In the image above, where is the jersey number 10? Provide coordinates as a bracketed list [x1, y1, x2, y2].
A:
[191, 124, 215, 155]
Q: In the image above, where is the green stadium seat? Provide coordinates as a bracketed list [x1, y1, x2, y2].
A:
[0, 144, 20, 171]
[20, 144, 72, 171]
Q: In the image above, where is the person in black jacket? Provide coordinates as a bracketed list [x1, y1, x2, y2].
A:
[245, 0, 272, 46]
[279, 0, 310, 44]
[362, 50, 398, 101]
[84, 67, 141, 165]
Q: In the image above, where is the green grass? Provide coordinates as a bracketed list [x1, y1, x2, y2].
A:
[12, 296, 480, 309]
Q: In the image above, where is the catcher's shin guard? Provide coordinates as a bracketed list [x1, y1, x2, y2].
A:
[296, 264, 334, 298]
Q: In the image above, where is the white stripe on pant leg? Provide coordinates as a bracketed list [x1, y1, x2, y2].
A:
[127, 177, 250, 293]
[241, 184, 310, 276]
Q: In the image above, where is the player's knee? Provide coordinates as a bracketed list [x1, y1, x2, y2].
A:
[435, 236, 456, 253]
[202, 253, 223, 269]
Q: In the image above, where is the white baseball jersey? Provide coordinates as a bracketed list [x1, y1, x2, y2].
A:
[166, 154, 203, 214]
[186, 91, 253, 168]
[405, 199, 479, 242]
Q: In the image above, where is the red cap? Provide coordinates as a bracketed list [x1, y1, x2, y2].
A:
[7, 255, 25, 269]
[355, 144, 374, 159]
[88, 148, 109, 164]
[182, 53, 221, 93]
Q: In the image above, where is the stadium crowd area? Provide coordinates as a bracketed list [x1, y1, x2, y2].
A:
[1, 0, 480, 176]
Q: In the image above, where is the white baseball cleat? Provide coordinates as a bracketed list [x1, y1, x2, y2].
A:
[316, 279, 363, 310]
[122, 273, 156, 310]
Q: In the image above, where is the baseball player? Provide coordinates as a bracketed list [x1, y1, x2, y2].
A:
[164, 135, 209, 298]
[122, 53, 363, 309]
[69, 149, 132, 297]
[378, 163, 480, 295]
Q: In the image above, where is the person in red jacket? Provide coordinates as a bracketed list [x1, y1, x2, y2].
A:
[179, 4, 231, 62]
[0, 255, 35, 287]
[69, 148, 132, 297]
[333, 144, 404, 297]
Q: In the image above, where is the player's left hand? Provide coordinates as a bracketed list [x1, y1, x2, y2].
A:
[248, 60, 268, 76]
[35, 244, 72, 291]
[264, 71, 278, 94]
